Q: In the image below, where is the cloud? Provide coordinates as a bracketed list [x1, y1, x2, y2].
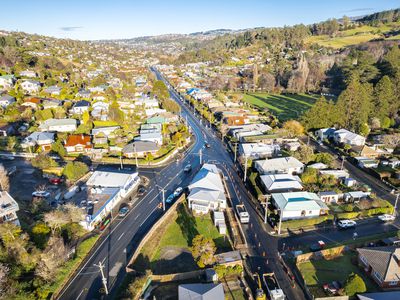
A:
[59, 26, 83, 32]
[341, 8, 374, 13]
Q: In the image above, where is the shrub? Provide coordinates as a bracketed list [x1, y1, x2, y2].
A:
[337, 212, 360, 219]
[281, 215, 334, 230]
[342, 204, 354, 212]
[63, 161, 88, 182]
[344, 273, 366, 296]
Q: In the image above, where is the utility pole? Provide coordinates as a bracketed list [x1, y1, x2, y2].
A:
[244, 156, 248, 182]
[262, 195, 270, 224]
[278, 209, 283, 235]
[393, 193, 399, 217]
[119, 153, 123, 170]
[162, 189, 165, 212]
[94, 261, 108, 295]
[199, 149, 202, 165]
[234, 143, 237, 162]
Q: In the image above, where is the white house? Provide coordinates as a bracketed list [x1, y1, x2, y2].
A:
[91, 101, 109, 120]
[260, 174, 303, 193]
[21, 80, 41, 93]
[44, 85, 61, 96]
[0, 95, 16, 108]
[319, 191, 339, 204]
[21, 131, 55, 151]
[271, 191, 329, 221]
[188, 164, 227, 214]
[38, 118, 77, 132]
[229, 123, 272, 140]
[0, 75, 15, 89]
[333, 129, 366, 146]
[135, 123, 163, 145]
[319, 169, 349, 179]
[91, 126, 120, 137]
[0, 191, 20, 226]
[239, 143, 280, 159]
[70, 100, 90, 115]
[255, 157, 304, 175]
[20, 70, 37, 78]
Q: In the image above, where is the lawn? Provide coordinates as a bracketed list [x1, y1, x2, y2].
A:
[298, 252, 378, 297]
[243, 93, 318, 121]
[93, 120, 119, 127]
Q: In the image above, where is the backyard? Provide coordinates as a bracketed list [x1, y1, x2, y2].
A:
[133, 203, 232, 274]
[243, 93, 319, 121]
[298, 251, 378, 298]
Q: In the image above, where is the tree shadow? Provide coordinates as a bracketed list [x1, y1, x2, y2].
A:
[176, 203, 199, 247]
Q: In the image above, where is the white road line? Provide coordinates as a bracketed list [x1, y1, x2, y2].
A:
[117, 232, 125, 241]
[140, 206, 158, 227]
[76, 289, 85, 300]
[134, 214, 140, 220]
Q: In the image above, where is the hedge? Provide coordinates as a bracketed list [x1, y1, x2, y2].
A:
[337, 206, 394, 219]
[281, 214, 334, 230]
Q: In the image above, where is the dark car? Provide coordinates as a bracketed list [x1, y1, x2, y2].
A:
[309, 240, 325, 252]
[184, 164, 192, 172]
[204, 141, 210, 148]
[137, 186, 146, 196]
[323, 281, 342, 295]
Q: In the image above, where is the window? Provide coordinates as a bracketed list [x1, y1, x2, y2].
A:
[389, 281, 398, 286]
[301, 210, 306, 216]
[360, 255, 368, 265]
[373, 271, 382, 283]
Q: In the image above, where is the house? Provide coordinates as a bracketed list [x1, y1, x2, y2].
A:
[0, 124, 15, 137]
[229, 123, 272, 140]
[319, 169, 349, 179]
[260, 174, 303, 193]
[91, 126, 120, 137]
[135, 76, 147, 87]
[91, 101, 109, 120]
[315, 127, 335, 141]
[178, 283, 224, 300]
[359, 145, 388, 159]
[65, 135, 92, 154]
[215, 250, 242, 267]
[357, 247, 400, 289]
[0, 191, 20, 226]
[122, 141, 159, 158]
[358, 291, 400, 300]
[136, 123, 163, 145]
[42, 98, 62, 109]
[188, 164, 227, 214]
[284, 141, 301, 152]
[0, 94, 16, 108]
[239, 143, 280, 159]
[88, 84, 108, 93]
[0, 75, 15, 89]
[255, 157, 304, 175]
[19, 70, 37, 78]
[81, 168, 141, 230]
[39, 118, 77, 132]
[76, 89, 91, 99]
[70, 100, 90, 115]
[271, 191, 329, 220]
[22, 97, 41, 109]
[308, 162, 328, 170]
[213, 211, 226, 235]
[318, 191, 339, 203]
[333, 129, 366, 146]
[344, 191, 370, 202]
[44, 85, 61, 96]
[355, 157, 379, 169]
[21, 132, 55, 151]
[21, 80, 41, 93]
[145, 108, 167, 117]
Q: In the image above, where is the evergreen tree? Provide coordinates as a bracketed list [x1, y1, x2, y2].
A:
[373, 75, 393, 120]
[301, 97, 338, 130]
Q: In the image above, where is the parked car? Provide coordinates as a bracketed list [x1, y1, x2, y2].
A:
[118, 207, 129, 217]
[323, 281, 342, 295]
[184, 164, 192, 172]
[204, 141, 210, 148]
[32, 191, 50, 198]
[165, 194, 175, 204]
[49, 177, 63, 185]
[137, 186, 146, 196]
[173, 187, 183, 197]
[309, 240, 325, 252]
[337, 219, 357, 229]
[378, 214, 395, 222]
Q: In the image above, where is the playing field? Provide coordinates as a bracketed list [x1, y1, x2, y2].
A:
[243, 93, 319, 121]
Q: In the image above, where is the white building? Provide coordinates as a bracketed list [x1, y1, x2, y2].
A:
[260, 174, 303, 193]
[188, 164, 227, 214]
[0, 95, 16, 108]
[21, 80, 41, 93]
[255, 157, 304, 175]
[0, 191, 20, 226]
[38, 118, 77, 132]
[333, 129, 366, 146]
[239, 143, 280, 159]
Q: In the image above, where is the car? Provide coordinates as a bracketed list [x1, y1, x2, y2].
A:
[204, 142, 210, 148]
[173, 187, 183, 197]
[49, 177, 63, 185]
[378, 214, 396, 222]
[137, 186, 146, 196]
[309, 240, 325, 252]
[337, 219, 357, 229]
[32, 191, 50, 198]
[118, 207, 129, 217]
[323, 281, 342, 295]
[184, 164, 192, 172]
[165, 194, 175, 204]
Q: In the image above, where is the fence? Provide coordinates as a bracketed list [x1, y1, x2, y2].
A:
[295, 245, 347, 264]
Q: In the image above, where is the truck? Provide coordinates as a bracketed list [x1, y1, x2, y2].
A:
[263, 273, 286, 300]
[236, 204, 249, 224]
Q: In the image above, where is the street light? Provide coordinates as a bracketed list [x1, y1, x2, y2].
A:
[156, 185, 166, 212]
[393, 193, 399, 217]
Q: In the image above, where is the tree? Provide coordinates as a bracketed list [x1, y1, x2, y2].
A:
[6, 136, 17, 151]
[383, 133, 400, 148]
[336, 74, 372, 133]
[63, 161, 88, 182]
[344, 273, 366, 296]
[108, 100, 124, 124]
[313, 153, 334, 166]
[282, 120, 304, 137]
[82, 110, 90, 124]
[293, 144, 314, 164]
[31, 153, 58, 170]
[301, 97, 339, 131]
[359, 123, 370, 136]
[301, 167, 318, 184]
[0, 164, 9, 192]
[51, 140, 66, 157]
[190, 235, 216, 268]
[0, 263, 9, 296]
[373, 75, 393, 121]
[31, 222, 51, 249]
[152, 80, 169, 100]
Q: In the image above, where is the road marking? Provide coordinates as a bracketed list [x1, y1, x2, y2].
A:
[117, 232, 125, 241]
[140, 206, 158, 227]
[76, 289, 85, 300]
[134, 214, 140, 220]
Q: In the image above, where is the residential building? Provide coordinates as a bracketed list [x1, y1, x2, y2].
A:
[188, 164, 227, 214]
[145, 108, 167, 117]
[70, 100, 90, 115]
[344, 191, 370, 202]
[19, 70, 37, 78]
[21, 132, 55, 151]
[81, 168, 140, 231]
[0, 75, 15, 89]
[358, 291, 400, 300]
[91, 126, 120, 137]
[21, 80, 41, 93]
[255, 157, 304, 175]
[91, 101, 109, 120]
[22, 97, 41, 109]
[178, 283, 224, 300]
[42, 98, 62, 109]
[239, 143, 280, 159]
[38, 118, 77, 132]
[0, 94, 16, 108]
[76, 89, 91, 98]
[271, 191, 329, 220]
[319, 169, 349, 179]
[65, 135, 92, 154]
[44, 85, 61, 96]
[333, 129, 366, 146]
[136, 123, 163, 145]
[0, 191, 20, 226]
[315, 127, 335, 141]
[318, 191, 339, 203]
[229, 123, 272, 140]
[260, 174, 303, 193]
[355, 157, 379, 169]
[357, 247, 400, 289]
[215, 250, 242, 267]
[122, 141, 159, 158]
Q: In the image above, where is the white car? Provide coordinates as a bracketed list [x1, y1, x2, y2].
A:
[173, 187, 183, 197]
[32, 191, 50, 198]
[337, 219, 357, 229]
[378, 214, 395, 222]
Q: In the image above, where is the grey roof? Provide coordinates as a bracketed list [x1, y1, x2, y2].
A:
[272, 192, 328, 211]
[91, 126, 120, 136]
[74, 100, 91, 107]
[357, 247, 400, 281]
[255, 157, 304, 173]
[358, 291, 400, 300]
[39, 118, 77, 129]
[86, 170, 138, 188]
[0, 94, 16, 102]
[123, 141, 159, 153]
[215, 250, 241, 264]
[178, 283, 224, 300]
[260, 174, 303, 192]
[189, 164, 224, 192]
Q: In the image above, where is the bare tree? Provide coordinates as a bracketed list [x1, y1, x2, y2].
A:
[0, 164, 9, 192]
[63, 203, 84, 223]
[0, 263, 9, 296]
[44, 210, 69, 234]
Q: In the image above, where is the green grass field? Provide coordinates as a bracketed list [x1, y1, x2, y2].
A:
[243, 93, 319, 121]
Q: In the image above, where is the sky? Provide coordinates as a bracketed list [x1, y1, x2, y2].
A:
[0, 0, 399, 40]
